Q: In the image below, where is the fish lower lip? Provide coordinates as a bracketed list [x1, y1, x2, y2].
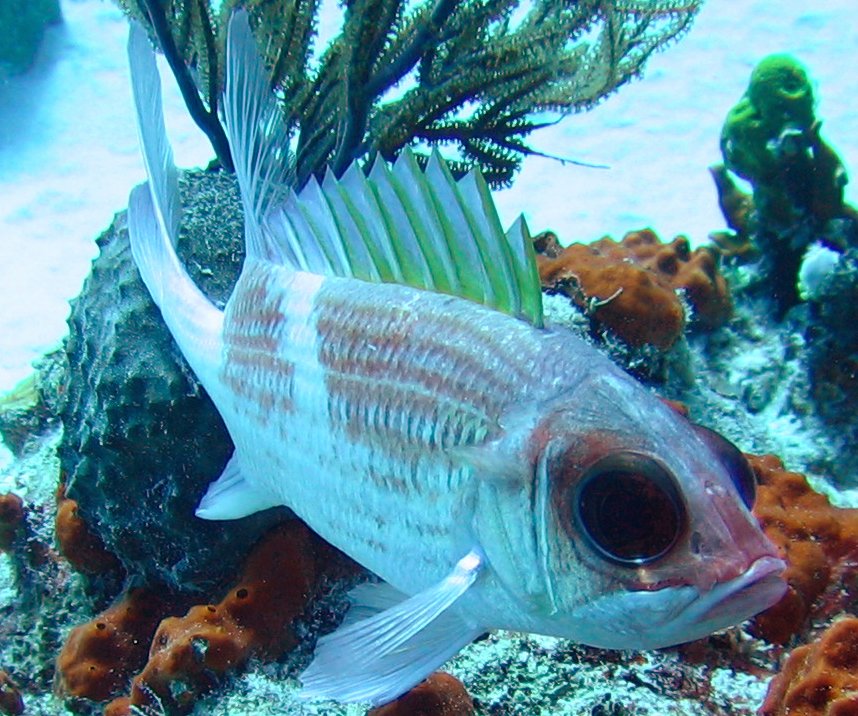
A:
[699, 556, 787, 624]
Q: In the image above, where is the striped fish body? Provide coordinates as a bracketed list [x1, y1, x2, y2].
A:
[216, 258, 586, 602]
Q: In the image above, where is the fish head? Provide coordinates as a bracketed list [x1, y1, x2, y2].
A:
[471, 370, 786, 649]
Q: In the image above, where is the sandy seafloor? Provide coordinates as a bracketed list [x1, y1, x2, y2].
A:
[1, 1, 858, 714]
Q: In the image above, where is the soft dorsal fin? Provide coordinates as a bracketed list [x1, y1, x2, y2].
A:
[262, 148, 544, 326]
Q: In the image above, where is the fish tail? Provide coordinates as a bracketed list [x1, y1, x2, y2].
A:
[127, 24, 223, 382]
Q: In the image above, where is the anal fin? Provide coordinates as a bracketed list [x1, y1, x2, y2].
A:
[299, 550, 485, 705]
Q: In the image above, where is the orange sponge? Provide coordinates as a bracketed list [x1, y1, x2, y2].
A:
[0, 671, 24, 716]
[54, 485, 119, 575]
[55, 588, 172, 702]
[760, 617, 858, 716]
[368, 672, 475, 716]
[115, 521, 328, 713]
[749, 454, 858, 644]
[536, 229, 731, 348]
[0, 493, 24, 553]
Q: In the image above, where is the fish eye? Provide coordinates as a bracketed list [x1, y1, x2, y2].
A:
[692, 425, 756, 509]
[574, 452, 685, 566]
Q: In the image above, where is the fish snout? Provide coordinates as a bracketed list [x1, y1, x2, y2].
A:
[687, 469, 785, 592]
[693, 555, 787, 627]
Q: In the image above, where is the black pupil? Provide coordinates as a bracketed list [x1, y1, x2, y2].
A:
[576, 465, 682, 565]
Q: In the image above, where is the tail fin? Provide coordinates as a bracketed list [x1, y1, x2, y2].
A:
[126, 23, 223, 382]
[127, 23, 180, 302]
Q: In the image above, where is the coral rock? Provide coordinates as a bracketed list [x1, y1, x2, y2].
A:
[536, 229, 731, 348]
[115, 521, 334, 713]
[56, 588, 173, 702]
[0, 372, 54, 456]
[0, 493, 24, 553]
[54, 485, 119, 575]
[806, 247, 858, 426]
[59, 170, 284, 592]
[0, 671, 24, 716]
[368, 672, 475, 716]
[749, 454, 858, 644]
[759, 617, 858, 716]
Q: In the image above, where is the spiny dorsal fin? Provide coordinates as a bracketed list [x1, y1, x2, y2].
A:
[222, 10, 295, 262]
[219, 10, 542, 325]
[263, 148, 544, 326]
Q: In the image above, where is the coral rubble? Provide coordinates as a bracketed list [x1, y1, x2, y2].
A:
[759, 617, 858, 716]
[749, 454, 858, 645]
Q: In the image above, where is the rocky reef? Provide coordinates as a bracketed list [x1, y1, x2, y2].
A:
[715, 53, 858, 312]
[58, 169, 287, 594]
[707, 54, 858, 484]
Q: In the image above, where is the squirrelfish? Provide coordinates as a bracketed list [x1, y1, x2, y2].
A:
[126, 12, 786, 706]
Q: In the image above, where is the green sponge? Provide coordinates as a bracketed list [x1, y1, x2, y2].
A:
[721, 54, 815, 184]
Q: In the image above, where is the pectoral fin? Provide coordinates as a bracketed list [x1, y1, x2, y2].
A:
[299, 550, 485, 705]
[195, 453, 282, 520]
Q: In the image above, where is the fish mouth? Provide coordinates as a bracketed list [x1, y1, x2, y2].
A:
[688, 555, 787, 629]
[562, 556, 786, 651]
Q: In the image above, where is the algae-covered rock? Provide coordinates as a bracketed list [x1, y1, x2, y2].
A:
[0, 0, 61, 76]
[59, 170, 288, 592]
